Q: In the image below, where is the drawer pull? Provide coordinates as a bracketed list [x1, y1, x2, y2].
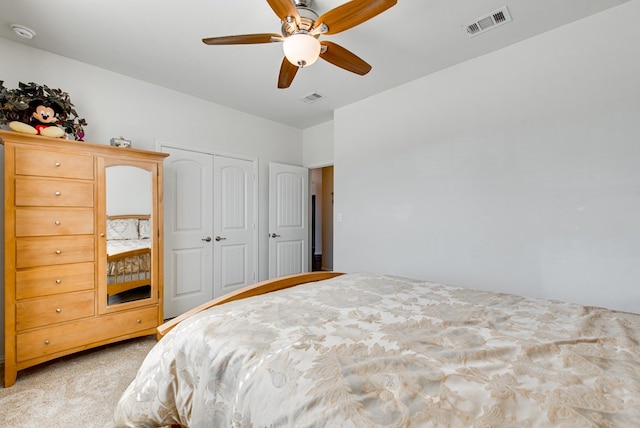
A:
[54, 220, 61, 225]
[44, 340, 50, 345]
[56, 308, 62, 313]
[136, 319, 141, 324]
[55, 162, 61, 167]
[55, 191, 62, 196]
[55, 278, 62, 284]
[55, 249, 62, 255]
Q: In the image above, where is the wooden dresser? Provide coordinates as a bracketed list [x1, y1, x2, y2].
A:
[1, 130, 168, 387]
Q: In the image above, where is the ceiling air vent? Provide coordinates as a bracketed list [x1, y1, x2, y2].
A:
[300, 92, 324, 104]
[465, 6, 512, 37]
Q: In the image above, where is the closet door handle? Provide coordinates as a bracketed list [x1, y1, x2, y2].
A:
[202, 236, 212, 242]
[215, 236, 226, 241]
[270, 233, 281, 238]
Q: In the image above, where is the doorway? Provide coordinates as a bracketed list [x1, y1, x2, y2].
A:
[310, 166, 333, 271]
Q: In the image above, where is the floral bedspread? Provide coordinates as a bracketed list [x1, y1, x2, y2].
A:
[107, 239, 151, 257]
[114, 273, 640, 427]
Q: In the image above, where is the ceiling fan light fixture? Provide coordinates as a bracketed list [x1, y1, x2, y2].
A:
[283, 33, 320, 68]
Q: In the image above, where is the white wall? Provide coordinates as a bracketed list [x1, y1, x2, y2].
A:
[0, 37, 303, 358]
[304, 121, 334, 262]
[302, 121, 333, 168]
[334, 1, 640, 314]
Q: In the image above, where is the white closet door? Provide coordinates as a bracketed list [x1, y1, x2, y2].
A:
[162, 145, 258, 319]
[213, 155, 256, 297]
[268, 162, 309, 278]
[162, 146, 213, 319]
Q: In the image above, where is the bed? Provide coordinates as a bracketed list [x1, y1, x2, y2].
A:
[114, 272, 640, 427]
[106, 215, 152, 300]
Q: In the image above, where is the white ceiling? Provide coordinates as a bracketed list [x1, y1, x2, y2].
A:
[0, 0, 630, 129]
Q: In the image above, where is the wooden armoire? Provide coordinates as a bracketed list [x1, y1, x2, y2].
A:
[1, 130, 168, 387]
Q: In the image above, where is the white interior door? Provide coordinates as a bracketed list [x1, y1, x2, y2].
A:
[269, 162, 309, 278]
[162, 146, 213, 319]
[213, 156, 256, 296]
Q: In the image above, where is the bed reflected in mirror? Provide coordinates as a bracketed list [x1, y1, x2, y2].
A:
[105, 165, 152, 306]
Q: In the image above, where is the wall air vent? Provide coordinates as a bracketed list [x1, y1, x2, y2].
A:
[300, 92, 324, 104]
[465, 6, 512, 37]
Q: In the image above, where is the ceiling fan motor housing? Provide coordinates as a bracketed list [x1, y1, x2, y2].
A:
[282, 1, 318, 35]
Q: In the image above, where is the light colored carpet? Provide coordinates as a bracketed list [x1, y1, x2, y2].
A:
[0, 335, 157, 428]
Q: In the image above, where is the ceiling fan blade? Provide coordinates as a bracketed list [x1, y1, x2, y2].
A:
[315, 0, 397, 35]
[278, 57, 299, 89]
[267, 0, 301, 27]
[320, 41, 372, 75]
[202, 33, 282, 45]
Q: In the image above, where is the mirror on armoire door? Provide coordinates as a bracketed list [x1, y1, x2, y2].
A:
[104, 165, 153, 306]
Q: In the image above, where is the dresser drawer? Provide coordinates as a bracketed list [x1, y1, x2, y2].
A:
[15, 177, 94, 207]
[15, 147, 94, 179]
[16, 306, 158, 362]
[16, 262, 95, 299]
[16, 207, 94, 237]
[16, 290, 95, 331]
[16, 236, 94, 268]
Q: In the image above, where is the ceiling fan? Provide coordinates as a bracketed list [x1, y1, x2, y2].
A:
[202, 0, 397, 88]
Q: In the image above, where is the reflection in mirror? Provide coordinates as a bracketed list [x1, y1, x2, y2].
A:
[106, 166, 152, 306]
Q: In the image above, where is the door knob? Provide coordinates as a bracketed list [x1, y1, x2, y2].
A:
[202, 236, 212, 242]
[215, 236, 226, 241]
[270, 233, 281, 238]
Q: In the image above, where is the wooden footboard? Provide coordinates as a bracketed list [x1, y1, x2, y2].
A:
[107, 247, 151, 296]
[157, 271, 344, 337]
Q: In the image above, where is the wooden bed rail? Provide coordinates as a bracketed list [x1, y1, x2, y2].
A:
[107, 214, 151, 220]
[158, 271, 344, 338]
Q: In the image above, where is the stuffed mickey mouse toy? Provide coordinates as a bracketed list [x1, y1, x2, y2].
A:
[9, 99, 65, 138]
